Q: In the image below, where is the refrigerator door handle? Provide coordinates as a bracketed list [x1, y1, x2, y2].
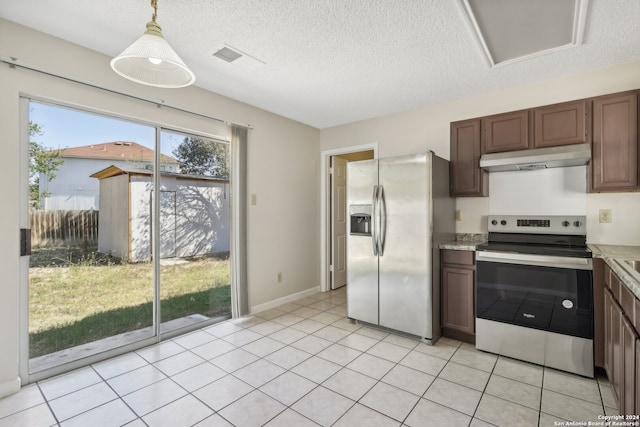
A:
[378, 185, 387, 256]
[371, 185, 379, 256]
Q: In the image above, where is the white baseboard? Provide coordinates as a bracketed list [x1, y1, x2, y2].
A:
[0, 376, 21, 399]
[250, 286, 321, 314]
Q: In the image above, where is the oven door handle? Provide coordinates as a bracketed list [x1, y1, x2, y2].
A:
[476, 251, 593, 270]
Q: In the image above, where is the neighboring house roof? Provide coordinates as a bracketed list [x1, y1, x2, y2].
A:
[52, 141, 177, 164]
[90, 165, 229, 183]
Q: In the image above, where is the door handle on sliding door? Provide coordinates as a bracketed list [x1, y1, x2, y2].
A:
[20, 228, 31, 256]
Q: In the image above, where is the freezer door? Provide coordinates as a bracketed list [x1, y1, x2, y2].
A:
[347, 159, 379, 325]
[378, 153, 432, 338]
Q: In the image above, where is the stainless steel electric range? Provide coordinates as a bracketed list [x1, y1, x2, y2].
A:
[475, 215, 594, 377]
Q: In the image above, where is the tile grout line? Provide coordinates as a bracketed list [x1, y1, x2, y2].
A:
[6, 289, 614, 426]
[435, 344, 491, 425]
[36, 382, 61, 427]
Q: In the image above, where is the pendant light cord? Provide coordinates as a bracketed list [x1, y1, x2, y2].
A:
[151, 0, 158, 23]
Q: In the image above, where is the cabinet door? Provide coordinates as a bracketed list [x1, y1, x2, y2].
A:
[442, 266, 475, 335]
[636, 297, 640, 334]
[621, 315, 636, 416]
[636, 339, 640, 415]
[533, 100, 589, 148]
[592, 92, 639, 191]
[482, 110, 530, 153]
[604, 288, 614, 382]
[612, 298, 623, 407]
[593, 258, 605, 369]
[450, 119, 487, 197]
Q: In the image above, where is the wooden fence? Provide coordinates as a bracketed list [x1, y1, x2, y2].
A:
[30, 210, 99, 247]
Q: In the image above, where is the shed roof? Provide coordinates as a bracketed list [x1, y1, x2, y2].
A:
[90, 165, 229, 182]
[53, 141, 177, 164]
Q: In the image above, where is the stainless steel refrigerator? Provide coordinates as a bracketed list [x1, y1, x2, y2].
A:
[346, 151, 454, 342]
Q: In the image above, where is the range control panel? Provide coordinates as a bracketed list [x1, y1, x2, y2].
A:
[487, 215, 587, 235]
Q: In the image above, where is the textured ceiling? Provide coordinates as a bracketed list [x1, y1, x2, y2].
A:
[1, 0, 640, 129]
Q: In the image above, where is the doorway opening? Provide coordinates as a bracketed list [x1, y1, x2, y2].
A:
[321, 145, 377, 293]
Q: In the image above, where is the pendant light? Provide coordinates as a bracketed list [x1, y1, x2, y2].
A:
[110, 0, 195, 88]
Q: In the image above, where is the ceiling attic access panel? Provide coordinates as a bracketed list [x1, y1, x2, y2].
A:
[458, 0, 588, 66]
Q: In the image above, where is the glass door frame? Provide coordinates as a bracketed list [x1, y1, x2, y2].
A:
[19, 97, 236, 383]
[155, 127, 234, 342]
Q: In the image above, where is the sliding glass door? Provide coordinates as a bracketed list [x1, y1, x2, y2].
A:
[158, 130, 232, 336]
[24, 99, 231, 378]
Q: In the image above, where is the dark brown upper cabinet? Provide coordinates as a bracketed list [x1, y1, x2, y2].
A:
[533, 100, 590, 148]
[450, 119, 487, 197]
[482, 110, 530, 154]
[591, 91, 639, 192]
[449, 88, 640, 197]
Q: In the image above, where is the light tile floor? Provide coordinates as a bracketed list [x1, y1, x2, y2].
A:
[0, 287, 618, 427]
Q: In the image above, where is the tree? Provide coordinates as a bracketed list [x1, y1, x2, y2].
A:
[29, 122, 64, 209]
[172, 137, 229, 179]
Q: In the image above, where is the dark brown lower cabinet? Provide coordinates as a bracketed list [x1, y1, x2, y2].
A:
[612, 291, 623, 409]
[594, 258, 605, 368]
[603, 284, 639, 416]
[622, 315, 636, 415]
[441, 250, 475, 344]
[604, 288, 613, 382]
[636, 341, 640, 414]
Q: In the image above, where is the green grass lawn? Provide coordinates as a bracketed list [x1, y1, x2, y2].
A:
[29, 247, 231, 357]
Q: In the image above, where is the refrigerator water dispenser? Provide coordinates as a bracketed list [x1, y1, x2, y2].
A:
[349, 205, 372, 236]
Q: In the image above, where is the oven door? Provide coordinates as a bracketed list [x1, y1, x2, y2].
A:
[476, 251, 593, 339]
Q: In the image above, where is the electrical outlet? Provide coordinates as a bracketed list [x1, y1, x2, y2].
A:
[277, 272, 282, 283]
[599, 209, 612, 223]
[250, 194, 257, 205]
[455, 210, 461, 221]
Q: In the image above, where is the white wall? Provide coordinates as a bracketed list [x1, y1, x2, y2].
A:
[488, 167, 587, 215]
[0, 18, 319, 395]
[320, 61, 640, 245]
[587, 192, 640, 245]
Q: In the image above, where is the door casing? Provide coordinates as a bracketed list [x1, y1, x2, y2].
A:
[320, 144, 377, 293]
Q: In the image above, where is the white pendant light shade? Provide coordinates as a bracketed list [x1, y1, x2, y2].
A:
[110, 13, 195, 88]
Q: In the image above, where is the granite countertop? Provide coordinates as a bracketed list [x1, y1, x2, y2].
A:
[589, 243, 640, 300]
[439, 233, 487, 251]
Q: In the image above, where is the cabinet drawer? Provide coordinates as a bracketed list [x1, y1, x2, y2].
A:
[620, 282, 636, 324]
[442, 249, 474, 266]
[610, 271, 621, 302]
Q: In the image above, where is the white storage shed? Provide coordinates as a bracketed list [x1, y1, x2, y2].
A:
[91, 165, 230, 262]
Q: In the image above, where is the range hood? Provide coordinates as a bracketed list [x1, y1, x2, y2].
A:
[479, 143, 591, 172]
